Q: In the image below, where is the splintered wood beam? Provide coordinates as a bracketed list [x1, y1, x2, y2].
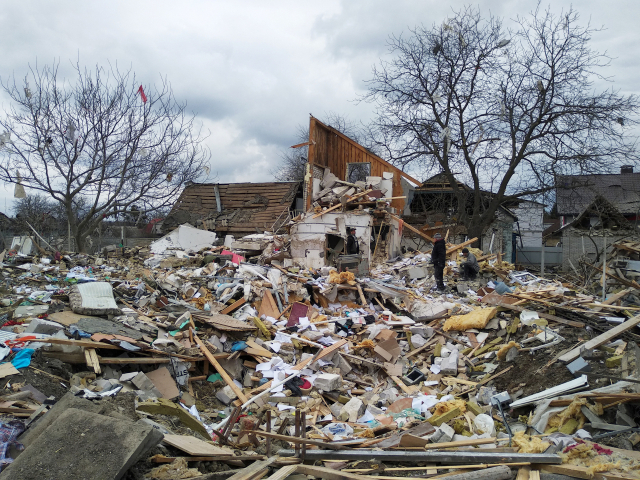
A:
[388, 214, 435, 243]
[447, 238, 478, 255]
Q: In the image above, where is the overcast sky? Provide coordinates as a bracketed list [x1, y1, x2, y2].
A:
[0, 0, 639, 213]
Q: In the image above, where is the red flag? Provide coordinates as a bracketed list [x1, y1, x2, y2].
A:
[138, 85, 147, 103]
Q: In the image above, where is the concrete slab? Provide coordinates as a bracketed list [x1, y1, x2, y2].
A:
[18, 393, 103, 448]
[74, 317, 145, 340]
[2, 408, 163, 480]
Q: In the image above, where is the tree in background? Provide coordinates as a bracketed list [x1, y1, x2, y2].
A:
[363, 5, 640, 242]
[0, 62, 210, 252]
[13, 194, 64, 237]
[272, 113, 367, 182]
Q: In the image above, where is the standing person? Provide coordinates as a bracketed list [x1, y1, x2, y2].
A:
[460, 247, 480, 280]
[431, 233, 446, 291]
[346, 227, 359, 255]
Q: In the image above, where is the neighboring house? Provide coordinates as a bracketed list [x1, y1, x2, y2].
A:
[551, 195, 637, 271]
[553, 167, 640, 271]
[512, 200, 545, 247]
[164, 182, 304, 240]
[556, 166, 640, 227]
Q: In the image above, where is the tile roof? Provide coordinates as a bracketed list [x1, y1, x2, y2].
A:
[556, 173, 640, 215]
[165, 182, 301, 234]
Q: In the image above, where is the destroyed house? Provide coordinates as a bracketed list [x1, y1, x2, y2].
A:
[293, 117, 422, 268]
[163, 181, 303, 239]
[405, 173, 517, 260]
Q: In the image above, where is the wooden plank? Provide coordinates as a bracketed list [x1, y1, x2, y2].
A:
[221, 298, 247, 315]
[592, 288, 634, 312]
[264, 465, 298, 480]
[194, 335, 249, 403]
[227, 456, 279, 480]
[16, 337, 122, 350]
[558, 314, 640, 363]
[152, 454, 266, 463]
[245, 340, 273, 358]
[388, 214, 434, 243]
[405, 337, 438, 358]
[251, 431, 359, 449]
[400, 436, 496, 449]
[540, 464, 637, 480]
[258, 290, 280, 319]
[446, 238, 479, 255]
[84, 348, 101, 375]
[163, 434, 234, 456]
[390, 375, 417, 395]
[356, 284, 367, 306]
[515, 466, 530, 480]
[296, 464, 383, 480]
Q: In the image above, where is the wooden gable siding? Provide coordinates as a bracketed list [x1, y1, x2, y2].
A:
[307, 117, 420, 211]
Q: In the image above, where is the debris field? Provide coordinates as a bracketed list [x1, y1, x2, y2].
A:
[0, 214, 640, 480]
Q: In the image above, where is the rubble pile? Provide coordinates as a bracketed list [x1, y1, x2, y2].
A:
[0, 223, 640, 480]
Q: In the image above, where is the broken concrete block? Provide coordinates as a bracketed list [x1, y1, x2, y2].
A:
[410, 325, 433, 337]
[216, 385, 238, 405]
[407, 267, 428, 280]
[410, 334, 427, 348]
[131, 372, 155, 391]
[505, 346, 519, 362]
[120, 372, 139, 382]
[25, 317, 64, 335]
[339, 398, 364, 423]
[432, 423, 455, 443]
[440, 349, 459, 375]
[3, 408, 163, 480]
[314, 373, 342, 391]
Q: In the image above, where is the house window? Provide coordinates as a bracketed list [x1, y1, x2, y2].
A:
[346, 163, 371, 183]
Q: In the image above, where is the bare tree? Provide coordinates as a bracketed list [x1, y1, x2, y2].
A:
[13, 194, 64, 237]
[271, 113, 368, 182]
[363, 4, 640, 243]
[0, 61, 209, 252]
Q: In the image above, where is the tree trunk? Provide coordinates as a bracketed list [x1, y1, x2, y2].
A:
[465, 223, 485, 250]
[75, 232, 86, 254]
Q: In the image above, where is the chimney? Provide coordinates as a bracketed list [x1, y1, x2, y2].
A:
[621, 165, 634, 174]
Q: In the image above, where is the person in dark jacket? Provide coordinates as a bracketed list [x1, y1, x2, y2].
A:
[431, 233, 446, 290]
[346, 228, 359, 255]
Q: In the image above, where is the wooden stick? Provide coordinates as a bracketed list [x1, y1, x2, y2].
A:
[194, 334, 248, 403]
[388, 213, 434, 243]
[558, 314, 640, 363]
[446, 238, 479, 255]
